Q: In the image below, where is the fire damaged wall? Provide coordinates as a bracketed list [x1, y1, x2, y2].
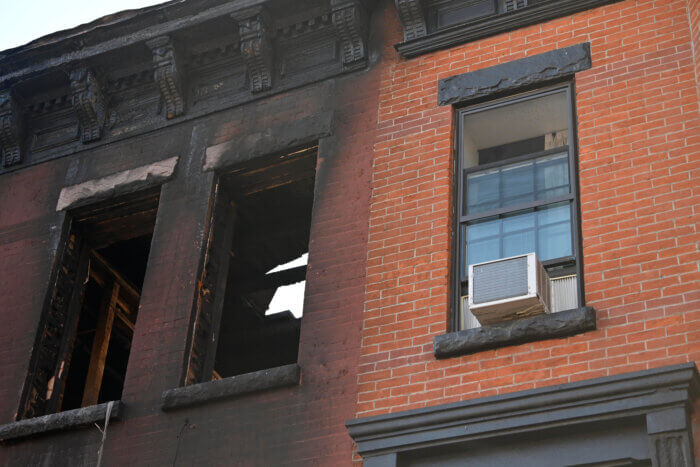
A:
[0, 1, 395, 465]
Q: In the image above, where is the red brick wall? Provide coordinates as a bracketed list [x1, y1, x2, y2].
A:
[358, 0, 699, 449]
[688, 0, 700, 96]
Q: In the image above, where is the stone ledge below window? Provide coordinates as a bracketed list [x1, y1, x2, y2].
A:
[434, 306, 596, 359]
[161, 364, 301, 411]
[0, 400, 122, 443]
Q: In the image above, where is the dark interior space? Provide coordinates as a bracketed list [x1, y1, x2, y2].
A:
[213, 147, 317, 379]
[59, 191, 158, 411]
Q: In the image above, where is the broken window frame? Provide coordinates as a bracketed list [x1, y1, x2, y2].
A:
[183, 146, 318, 386]
[17, 189, 159, 420]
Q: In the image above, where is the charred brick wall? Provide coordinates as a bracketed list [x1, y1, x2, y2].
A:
[358, 0, 699, 458]
[0, 2, 395, 465]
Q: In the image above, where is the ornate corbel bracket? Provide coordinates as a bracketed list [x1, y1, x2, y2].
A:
[0, 89, 24, 168]
[233, 8, 274, 93]
[146, 36, 185, 119]
[331, 0, 368, 68]
[646, 407, 695, 466]
[395, 0, 427, 41]
[69, 66, 106, 144]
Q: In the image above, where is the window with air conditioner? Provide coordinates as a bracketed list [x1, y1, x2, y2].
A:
[455, 84, 584, 330]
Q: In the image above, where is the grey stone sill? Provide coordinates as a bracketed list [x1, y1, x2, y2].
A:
[434, 307, 596, 359]
[0, 400, 122, 443]
[161, 363, 301, 411]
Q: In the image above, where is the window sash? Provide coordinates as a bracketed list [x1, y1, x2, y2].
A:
[453, 83, 584, 331]
[464, 150, 571, 216]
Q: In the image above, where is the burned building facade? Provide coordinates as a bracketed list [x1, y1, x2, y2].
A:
[0, 0, 698, 465]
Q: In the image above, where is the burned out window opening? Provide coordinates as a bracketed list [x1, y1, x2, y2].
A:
[18, 190, 159, 419]
[185, 146, 317, 384]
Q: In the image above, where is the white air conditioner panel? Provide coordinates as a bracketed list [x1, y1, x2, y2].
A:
[468, 253, 551, 325]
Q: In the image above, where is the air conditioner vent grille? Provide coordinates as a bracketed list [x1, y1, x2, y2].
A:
[472, 256, 528, 304]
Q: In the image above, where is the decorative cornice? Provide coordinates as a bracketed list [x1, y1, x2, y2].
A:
[69, 65, 106, 143]
[0, 2, 375, 175]
[394, 0, 427, 41]
[0, 89, 23, 167]
[146, 35, 185, 119]
[234, 7, 274, 93]
[504, 0, 529, 12]
[396, 0, 625, 58]
[330, 0, 368, 68]
[277, 13, 333, 39]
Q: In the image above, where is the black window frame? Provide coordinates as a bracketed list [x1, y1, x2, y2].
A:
[451, 82, 585, 331]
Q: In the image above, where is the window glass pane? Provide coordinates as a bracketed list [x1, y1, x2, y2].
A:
[537, 202, 572, 260]
[502, 210, 536, 257]
[462, 90, 569, 171]
[464, 152, 570, 215]
[466, 168, 500, 214]
[467, 217, 499, 240]
[464, 202, 573, 270]
[502, 161, 535, 204]
[536, 153, 569, 198]
[465, 218, 500, 267]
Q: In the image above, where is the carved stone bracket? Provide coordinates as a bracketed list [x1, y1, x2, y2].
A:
[234, 7, 274, 93]
[0, 89, 24, 168]
[69, 66, 106, 144]
[146, 36, 185, 119]
[331, 0, 368, 68]
[394, 0, 427, 41]
[646, 407, 696, 466]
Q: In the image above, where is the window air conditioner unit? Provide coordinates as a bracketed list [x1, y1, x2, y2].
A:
[468, 253, 551, 325]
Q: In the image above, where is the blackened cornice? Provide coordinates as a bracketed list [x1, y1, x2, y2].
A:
[395, 0, 625, 58]
[0, 0, 378, 176]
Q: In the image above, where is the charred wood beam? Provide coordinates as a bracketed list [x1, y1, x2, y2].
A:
[146, 35, 185, 119]
[19, 234, 89, 419]
[0, 88, 24, 168]
[185, 188, 236, 385]
[81, 282, 119, 407]
[330, 0, 368, 68]
[69, 65, 106, 144]
[234, 7, 274, 93]
[233, 265, 307, 293]
[394, 0, 427, 41]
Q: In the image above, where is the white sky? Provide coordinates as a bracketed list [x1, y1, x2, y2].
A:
[266, 253, 308, 318]
[0, 0, 167, 51]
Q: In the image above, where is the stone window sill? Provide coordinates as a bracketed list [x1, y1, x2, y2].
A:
[434, 306, 596, 359]
[0, 401, 122, 442]
[161, 363, 301, 411]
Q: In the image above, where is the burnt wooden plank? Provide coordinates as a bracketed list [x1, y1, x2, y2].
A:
[19, 231, 90, 419]
[185, 185, 236, 384]
[81, 282, 120, 407]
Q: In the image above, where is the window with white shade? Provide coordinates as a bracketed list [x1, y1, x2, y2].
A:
[455, 85, 584, 330]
